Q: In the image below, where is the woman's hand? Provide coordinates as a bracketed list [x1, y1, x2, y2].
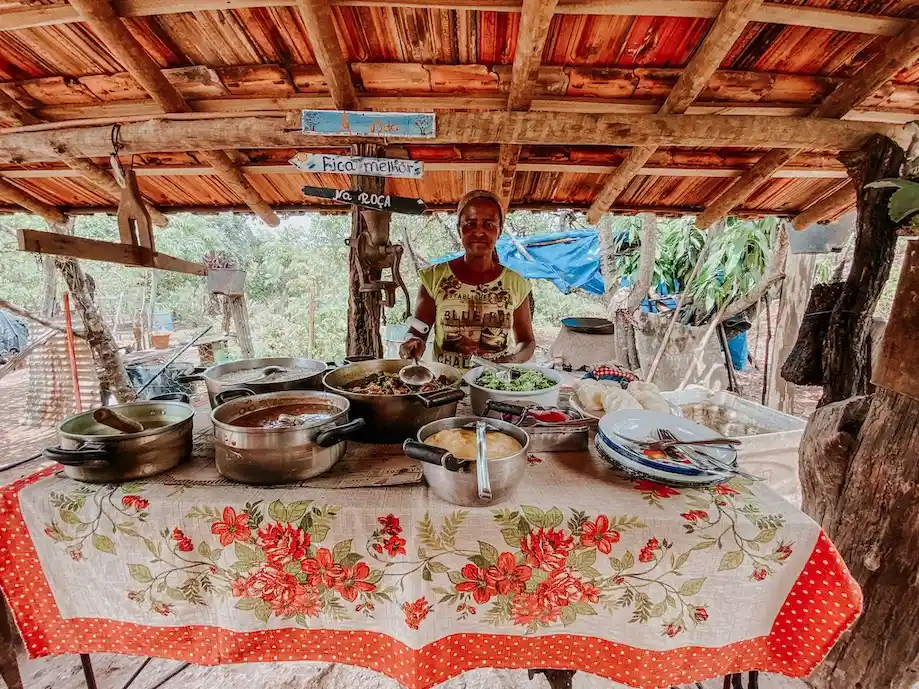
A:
[399, 336, 426, 360]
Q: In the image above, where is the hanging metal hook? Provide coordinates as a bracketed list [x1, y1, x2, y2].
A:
[109, 123, 125, 188]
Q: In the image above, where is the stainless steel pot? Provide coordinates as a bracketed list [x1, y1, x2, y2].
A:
[322, 359, 465, 443]
[404, 416, 530, 506]
[210, 389, 364, 484]
[44, 395, 195, 483]
[180, 357, 329, 407]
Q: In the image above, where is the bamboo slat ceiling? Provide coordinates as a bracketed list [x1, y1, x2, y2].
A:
[1, 0, 918, 223]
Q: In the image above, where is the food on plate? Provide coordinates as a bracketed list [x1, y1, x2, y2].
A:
[601, 387, 643, 412]
[425, 428, 523, 460]
[344, 372, 448, 395]
[627, 381, 670, 413]
[233, 403, 337, 429]
[475, 367, 555, 392]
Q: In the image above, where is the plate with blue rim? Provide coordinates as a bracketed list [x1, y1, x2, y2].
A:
[597, 410, 737, 478]
[593, 434, 729, 487]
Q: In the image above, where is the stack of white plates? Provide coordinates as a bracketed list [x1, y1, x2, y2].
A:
[594, 410, 736, 487]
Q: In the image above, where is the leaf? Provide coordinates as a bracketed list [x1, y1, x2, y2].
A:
[283, 561, 302, 575]
[447, 570, 465, 585]
[92, 534, 116, 554]
[478, 541, 499, 567]
[340, 553, 362, 569]
[679, 578, 706, 596]
[366, 569, 383, 585]
[310, 524, 331, 542]
[167, 587, 186, 601]
[621, 551, 635, 570]
[254, 600, 271, 624]
[128, 564, 153, 583]
[521, 505, 546, 529]
[421, 566, 433, 582]
[427, 560, 449, 574]
[648, 601, 667, 618]
[867, 179, 919, 222]
[560, 606, 577, 626]
[754, 527, 777, 544]
[60, 509, 81, 525]
[268, 499, 289, 523]
[234, 540, 259, 564]
[332, 539, 353, 563]
[144, 538, 158, 556]
[286, 500, 312, 523]
[442, 511, 467, 549]
[419, 512, 441, 550]
[718, 550, 745, 571]
[501, 528, 522, 548]
[570, 602, 597, 616]
[469, 555, 490, 568]
[674, 552, 690, 570]
[198, 541, 212, 559]
[609, 556, 622, 570]
[577, 549, 597, 571]
[544, 507, 564, 529]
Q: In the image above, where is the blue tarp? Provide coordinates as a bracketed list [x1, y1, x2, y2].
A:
[431, 231, 605, 295]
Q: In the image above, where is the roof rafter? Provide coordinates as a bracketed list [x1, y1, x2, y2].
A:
[0, 0, 910, 37]
[295, 0, 359, 110]
[0, 178, 66, 224]
[586, 0, 765, 224]
[791, 183, 856, 230]
[61, 156, 168, 227]
[695, 19, 919, 228]
[67, 0, 279, 227]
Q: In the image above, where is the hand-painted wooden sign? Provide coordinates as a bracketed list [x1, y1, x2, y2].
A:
[290, 152, 424, 179]
[300, 110, 436, 138]
[301, 186, 427, 215]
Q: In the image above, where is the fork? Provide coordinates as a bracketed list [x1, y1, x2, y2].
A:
[656, 428, 763, 482]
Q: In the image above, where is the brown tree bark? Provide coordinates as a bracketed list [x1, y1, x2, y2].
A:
[55, 258, 136, 402]
[346, 143, 384, 358]
[819, 133, 903, 406]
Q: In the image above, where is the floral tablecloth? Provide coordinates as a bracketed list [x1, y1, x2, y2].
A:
[0, 446, 860, 689]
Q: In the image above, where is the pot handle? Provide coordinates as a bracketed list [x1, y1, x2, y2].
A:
[403, 440, 468, 472]
[416, 388, 465, 409]
[150, 392, 191, 403]
[484, 400, 527, 418]
[315, 418, 366, 448]
[43, 444, 111, 468]
[176, 366, 207, 384]
[214, 387, 255, 406]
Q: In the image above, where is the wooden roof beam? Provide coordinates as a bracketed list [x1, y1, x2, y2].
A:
[587, 0, 765, 224]
[0, 113, 903, 164]
[0, 91, 41, 126]
[791, 183, 856, 230]
[296, 0, 358, 110]
[0, 0, 911, 37]
[0, 179, 67, 224]
[695, 19, 919, 229]
[68, 0, 279, 227]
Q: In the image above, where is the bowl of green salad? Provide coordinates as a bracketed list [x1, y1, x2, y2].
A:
[464, 363, 563, 416]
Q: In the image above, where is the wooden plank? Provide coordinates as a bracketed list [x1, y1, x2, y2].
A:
[0, 113, 902, 165]
[296, 0, 358, 110]
[507, 0, 560, 111]
[17, 229, 206, 276]
[195, 150, 280, 226]
[766, 250, 816, 413]
[698, 18, 919, 227]
[586, 0, 766, 222]
[0, 179, 66, 224]
[871, 241, 919, 400]
[0, 91, 40, 127]
[791, 183, 856, 230]
[495, 144, 521, 209]
[0, 0, 910, 37]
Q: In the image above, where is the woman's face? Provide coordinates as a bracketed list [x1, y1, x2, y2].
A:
[459, 198, 502, 259]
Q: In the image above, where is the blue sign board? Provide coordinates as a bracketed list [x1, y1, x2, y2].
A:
[300, 110, 436, 138]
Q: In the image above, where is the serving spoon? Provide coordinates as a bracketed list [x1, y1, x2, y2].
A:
[399, 358, 435, 387]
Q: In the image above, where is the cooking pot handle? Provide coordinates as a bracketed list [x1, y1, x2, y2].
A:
[402, 440, 468, 472]
[43, 445, 111, 467]
[314, 418, 366, 448]
[484, 400, 527, 418]
[416, 388, 465, 409]
[176, 366, 207, 384]
[150, 392, 191, 403]
[214, 388, 256, 406]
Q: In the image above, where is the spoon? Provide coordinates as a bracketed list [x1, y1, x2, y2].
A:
[399, 358, 435, 387]
[470, 355, 519, 382]
[93, 407, 144, 434]
[475, 421, 493, 500]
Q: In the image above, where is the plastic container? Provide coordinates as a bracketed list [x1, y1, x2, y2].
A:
[464, 364, 563, 416]
[726, 332, 748, 370]
[383, 323, 410, 360]
[661, 386, 806, 503]
[207, 268, 247, 296]
[151, 332, 171, 349]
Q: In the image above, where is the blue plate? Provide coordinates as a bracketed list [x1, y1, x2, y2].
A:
[597, 429, 708, 476]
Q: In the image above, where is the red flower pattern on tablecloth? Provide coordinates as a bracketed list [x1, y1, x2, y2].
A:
[38, 477, 797, 636]
[211, 507, 250, 546]
[122, 495, 149, 510]
[402, 597, 433, 630]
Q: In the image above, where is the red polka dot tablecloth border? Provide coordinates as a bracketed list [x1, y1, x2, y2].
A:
[0, 466, 862, 689]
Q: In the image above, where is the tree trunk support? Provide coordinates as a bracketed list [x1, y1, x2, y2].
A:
[0, 595, 22, 689]
[346, 143, 384, 358]
[227, 295, 254, 358]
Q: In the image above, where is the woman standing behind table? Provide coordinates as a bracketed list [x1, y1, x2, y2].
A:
[399, 190, 536, 369]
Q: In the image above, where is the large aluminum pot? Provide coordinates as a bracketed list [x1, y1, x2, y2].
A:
[403, 416, 530, 506]
[43, 396, 194, 483]
[180, 357, 329, 408]
[322, 359, 465, 443]
[211, 389, 364, 484]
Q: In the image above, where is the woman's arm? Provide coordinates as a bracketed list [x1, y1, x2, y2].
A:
[498, 296, 536, 363]
[399, 285, 435, 359]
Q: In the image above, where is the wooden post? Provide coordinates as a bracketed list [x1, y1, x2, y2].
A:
[0, 594, 23, 689]
[346, 143, 384, 358]
[819, 134, 903, 406]
[228, 295, 254, 358]
[765, 251, 816, 413]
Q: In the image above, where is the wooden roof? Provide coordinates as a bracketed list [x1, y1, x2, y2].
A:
[0, 0, 917, 226]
